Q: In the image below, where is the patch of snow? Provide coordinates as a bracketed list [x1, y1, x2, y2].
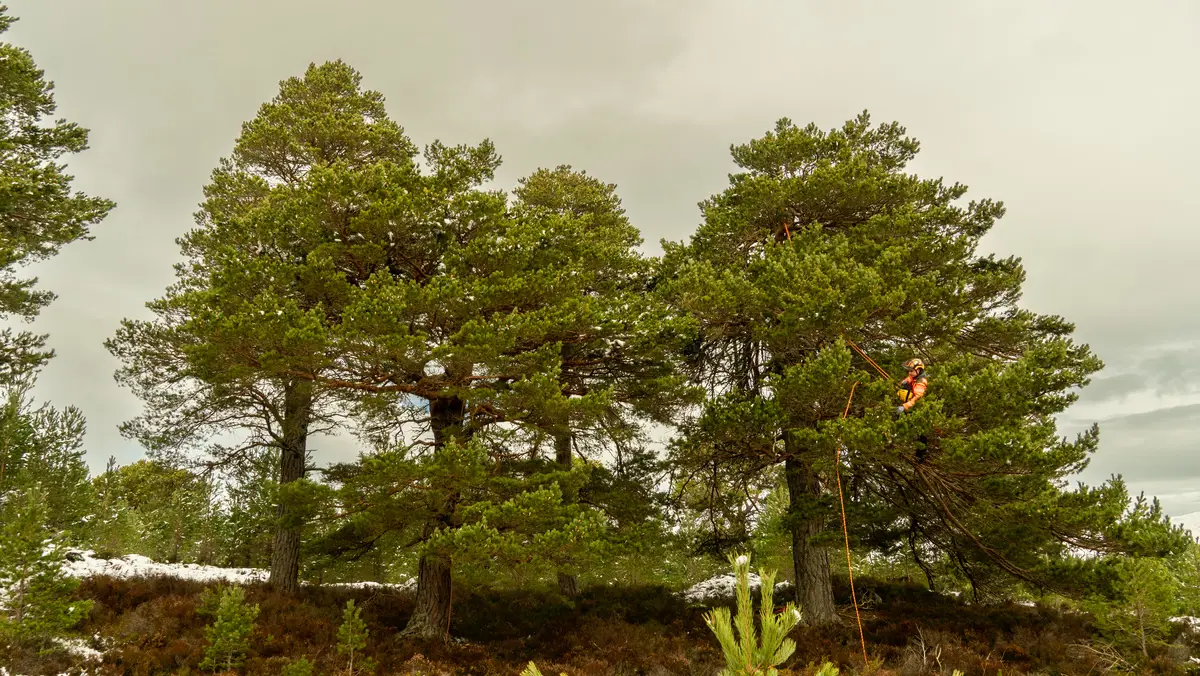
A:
[680, 573, 794, 604]
[1171, 616, 1200, 632]
[326, 578, 417, 593]
[55, 636, 103, 661]
[59, 549, 415, 593]
[61, 550, 270, 586]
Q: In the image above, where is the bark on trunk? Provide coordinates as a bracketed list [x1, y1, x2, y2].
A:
[403, 552, 454, 640]
[554, 430, 581, 598]
[401, 395, 465, 640]
[784, 454, 839, 626]
[1138, 605, 1148, 657]
[269, 380, 312, 594]
[557, 571, 580, 598]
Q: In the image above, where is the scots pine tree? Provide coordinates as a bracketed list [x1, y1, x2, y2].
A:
[107, 60, 425, 593]
[0, 377, 92, 541]
[297, 159, 681, 638]
[0, 6, 113, 382]
[91, 459, 219, 563]
[505, 166, 696, 596]
[88, 456, 143, 558]
[703, 552, 803, 676]
[659, 113, 1183, 624]
[0, 486, 91, 652]
[336, 599, 373, 675]
[1086, 556, 1180, 658]
[0, 10, 105, 652]
[215, 448, 279, 568]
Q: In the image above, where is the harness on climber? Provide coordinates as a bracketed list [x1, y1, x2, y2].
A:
[895, 358, 928, 416]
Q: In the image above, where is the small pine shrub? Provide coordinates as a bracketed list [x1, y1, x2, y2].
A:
[703, 552, 804, 676]
[337, 599, 374, 675]
[198, 585, 259, 672]
[196, 583, 227, 617]
[281, 656, 315, 676]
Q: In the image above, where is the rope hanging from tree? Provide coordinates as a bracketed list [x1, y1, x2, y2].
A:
[836, 382, 869, 665]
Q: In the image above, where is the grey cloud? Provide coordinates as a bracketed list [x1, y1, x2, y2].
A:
[1099, 403, 1200, 432]
[6, 0, 705, 470]
[1078, 343, 1200, 404]
[1072, 404, 1200, 485]
[1139, 349, 1200, 397]
[1078, 373, 1150, 405]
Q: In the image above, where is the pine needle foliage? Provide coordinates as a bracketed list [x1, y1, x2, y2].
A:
[703, 552, 802, 676]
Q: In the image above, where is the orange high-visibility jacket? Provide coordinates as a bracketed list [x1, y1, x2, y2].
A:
[897, 373, 928, 411]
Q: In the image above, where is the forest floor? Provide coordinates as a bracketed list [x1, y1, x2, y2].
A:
[8, 555, 1200, 676]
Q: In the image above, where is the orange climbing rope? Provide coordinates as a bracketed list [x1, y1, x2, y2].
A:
[845, 336, 891, 382]
[835, 381, 870, 666]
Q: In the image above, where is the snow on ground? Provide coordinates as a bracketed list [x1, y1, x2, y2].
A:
[1172, 616, 1200, 632]
[59, 549, 416, 592]
[680, 573, 794, 604]
[55, 636, 104, 661]
[0, 637, 103, 676]
[62, 550, 269, 585]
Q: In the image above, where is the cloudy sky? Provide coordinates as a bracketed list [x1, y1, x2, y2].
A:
[6, 1, 1200, 517]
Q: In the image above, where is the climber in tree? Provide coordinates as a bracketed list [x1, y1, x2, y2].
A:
[895, 358, 927, 416]
[895, 358, 933, 463]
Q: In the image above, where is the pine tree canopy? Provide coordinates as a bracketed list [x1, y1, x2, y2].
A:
[0, 7, 113, 382]
[657, 112, 1189, 609]
[106, 60, 420, 463]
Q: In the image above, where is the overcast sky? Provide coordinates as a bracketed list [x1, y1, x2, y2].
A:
[6, 1, 1200, 517]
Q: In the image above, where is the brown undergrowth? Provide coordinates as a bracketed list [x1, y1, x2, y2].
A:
[7, 575, 1197, 675]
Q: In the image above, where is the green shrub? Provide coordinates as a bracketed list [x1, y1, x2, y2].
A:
[198, 585, 259, 672]
[337, 599, 374, 675]
[281, 656, 315, 676]
[703, 552, 803, 676]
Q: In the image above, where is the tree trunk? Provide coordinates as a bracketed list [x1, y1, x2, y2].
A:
[403, 552, 453, 639]
[401, 395, 465, 640]
[784, 454, 839, 626]
[1138, 603, 1148, 657]
[269, 379, 312, 594]
[554, 430, 581, 598]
